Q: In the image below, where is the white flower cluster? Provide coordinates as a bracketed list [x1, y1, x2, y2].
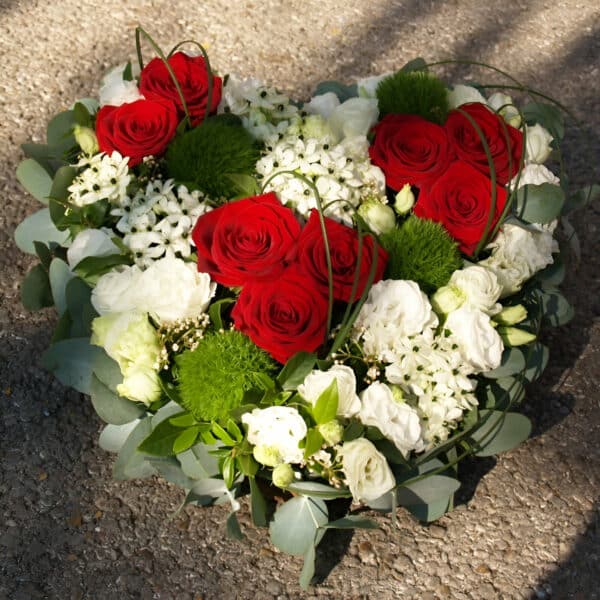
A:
[68, 151, 131, 207]
[218, 74, 299, 141]
[256, 127, 386, 224]
[111, 179, 212, 269]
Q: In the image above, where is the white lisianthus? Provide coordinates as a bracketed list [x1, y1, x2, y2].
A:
[303, 92, 340, 119]
[73, 125, 99, 155]
[357, 199, 396, 235]
[513, 163, 560, 188]
[298, 364, 361, 418]
[445, 307, 504, 372]
[448, 266, 503, 316]
[91, 266, 143, 314]
[91, 311, 161, 405]
[358, 382, 424, 457]
[339, 438, 395, 503]
[487, 92, 521, 127]
[99, 63, 143, 107]
[66, 229, 120, 269]
[525, 124, 554, 164]
[242, 406, 307, 465]
[357, 73, 392, 98]
[328, 97, 379, 141]
[448, 84, 487, 108]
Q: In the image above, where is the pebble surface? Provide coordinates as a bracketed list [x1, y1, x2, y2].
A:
[1, 1, 599, 598]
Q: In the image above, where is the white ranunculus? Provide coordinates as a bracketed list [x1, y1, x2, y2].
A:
[513, 163, 560, 188]
[242, 406, 307, 465]
[303, 92, 340, 119]
[67, 229, 120, 269]
[357, 73, 392, 98]
[445, 307, 504, 372]
[487, 92, 521, 127]
[525, 124, 554, 164]
[99, 64, 143, 107]
[328, 97, 379, 141]
[359, 382, 424, 457]
[91, 265, 143, 314]
[449, 266, 502, 316]
[298, 364, 361, 418]
[339, 438, 395, 503]
[448, 84, 487, 108]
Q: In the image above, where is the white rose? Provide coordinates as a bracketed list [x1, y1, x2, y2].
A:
[449, 266, 502, 316]
[525, 124, 554, 164]
[242, 406, 307, 465]
[67, 229, 119, 269]
[91, 265, 143, 314]
[445, 307, 504, 372]
[513, 163, 560, 188]
[358, 382, 424, 457]
[298, 364, 361, 418]
[487, 92, 521, 127]
[99, 64, 143, 107]
[339, 438, 395, 503]
[303, 92, 340, 120]
[448, 84, 487, 108]
[328, 97, 379, 141]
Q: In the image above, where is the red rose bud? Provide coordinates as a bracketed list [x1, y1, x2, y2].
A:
[369, 113, 455, 191]
[414, 160, 507, 256]
[192, 192, 302, 287]
[95, 98, 179, 167]
[445, 102, 523, 186]
[297, 210, 388, 302]
[140, 52, 222, 126]
[232, 266, 329, 364]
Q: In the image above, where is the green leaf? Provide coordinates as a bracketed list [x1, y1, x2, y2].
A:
[535, 256, 565, 287]
[65, 277, 96, 337]
[522, 102, 564, 140]
[236, 453, 259, 477]
[538, 289, 574, 326]
[303, 428, 324, 460]
[21, 264, 53, 310]
[41, 338, 103, 394]
[172, 427, 200, 454]
[73, 253, 131, 284]
[16, 159, 53, 203]
[113, 418, 157, 480]
[49, 165, 77, 203]
[343, 420, 364, 442]
[208, 297, 235, 331]
[374, 439, 412, 466]
[323, 516, 379, 529]
[146, 456, 196, 488]
[312, 80, 358, 103]
[249, 476, 269, 527]
[185, 478, 230, 506]
[405, 496, 452, 522]
[563, 184, 600, 214]
[98, 420, 141, 453]
[33, 242, 53, 269]
[515, 184, 565, 224]
[312, 380, 339, 425]
[299, 545, 316, 590]
[122, 62, 133, 82]
[401, 57, 428, 72]
[277, 351, 317, 391]
[470, 410, 532, 457]
[483, 347, 526, 379]
[177, 444, 220, 479]
[523, 342, 549, 383]
[48, 258, 74, 315]
[73, 102, 92, 127]
[226, 173, 260, 197]
[169, 413, 198, 428]
[287, 481, 351, 499]
[269, 496, 328, 556]
[14, 208, 70, 254]
[47, 110, 76, 152]
[89, 374, 145, 425]
[212, 422, 237, 447]
[92, 351, 122, 391]
[138, 413, 189, 456]
[480, 376, 525, 409]
[396, 475, 461, 507]
[222, 455, 236, 489]
[226, 511, 244, 540]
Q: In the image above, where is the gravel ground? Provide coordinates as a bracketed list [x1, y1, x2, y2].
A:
[1, 1, 599, 598]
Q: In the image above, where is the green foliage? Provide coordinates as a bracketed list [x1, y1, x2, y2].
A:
[14, 208, 70, 255]
[16, 159, 53, 203]
[165, 115, 260, 199]
[515, 183, 565, 224]
[469, 410, 532, 457]
[381, 216, 462, 293]
[376, 70, 449, 123]
[177, 330, 277, 422]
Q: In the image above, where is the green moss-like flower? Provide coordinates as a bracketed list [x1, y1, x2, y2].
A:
[376, 70, 450, 124]
[176, 329, 277, 422]
[380, 216, 462, 294]
[165, 115, 260, 199]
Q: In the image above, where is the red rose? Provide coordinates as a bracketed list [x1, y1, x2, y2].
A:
[369, 114, 455, 190]
[414, 160, 508, 255]
[95, 98, 178, 167]
[192, 192, 301, 287]
[445, 103, 523, 185]
[140, 52, 222, 126]
[297, 210, 388, 302]
[232, 267, 329, 364]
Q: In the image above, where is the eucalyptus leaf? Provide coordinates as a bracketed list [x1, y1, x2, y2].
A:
[522, 102, 564, 140]
[89, 374, 145, 425]
[177, 443, 220, 479]
[287, 481, 352, 499]
[396, 475, 460, 507]
[515, 184, 565, 224]
[92, 351, 123, 392]
[563, 184, 600, 214]
[65, 277, 96, 337]
[323, 516, 378, 529]
[405, 496, 452, 522]
[21, 264, 53, 310]
[299, 545, 316, 591]
[312, 81, 358, 103]
[146, 456, 196, 488]
[186, 478, 230, 506]
[471, 410, 532, 457]
[49, 258, 75, 315]
[113, 417, 157, 480]
[277, 351, 317, 391]
[401, 57, 428, 72]
[481, 376, 525, 409]
[522, 342, 549, 383]
[98, 420, 141, 453]
[14, 208, 70, 254]
[226, 511, 244, 540]
[538, 289, 574, 326]
[138, 414, 188, 456]
[249, 476, 269, 527]
[16, 159, 53, 203]
[152, 401, 185, 426]
[269, 496, 328, 556]
[483, 347, 526, 379]
[47, 110, 76, 152]
[49, 165, 77, 203]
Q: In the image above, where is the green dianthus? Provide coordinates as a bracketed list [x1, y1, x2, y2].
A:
[376, 70, 450, 124]
[381, 216, 462, 294]
[165, 115, 260, 199]
[176, 329, 277, 422]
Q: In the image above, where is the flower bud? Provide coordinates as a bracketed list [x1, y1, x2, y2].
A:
[390, 384, 405, 404]
[357, 199, 396, 235]
[525, 124, 553, 164]
[394, 184, 415, 215]
[74, 125, 99, 155]
[253, 445, 282, 468]
[272, 463, 295, 488]
[498, 326, 536, 347]
[487, 92, 521, 128]
[317, 420, 344, 446]
[431, 285, 465, 315]
[494, 304, 527, 326]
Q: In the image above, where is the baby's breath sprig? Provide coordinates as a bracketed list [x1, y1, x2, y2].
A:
[155, 313, 210, 370]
